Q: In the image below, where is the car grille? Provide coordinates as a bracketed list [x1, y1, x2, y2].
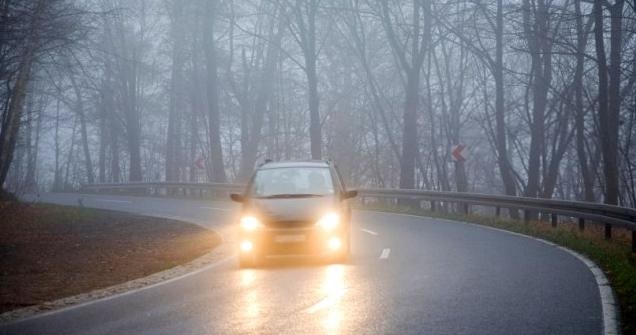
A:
[264, 220, 315, 228]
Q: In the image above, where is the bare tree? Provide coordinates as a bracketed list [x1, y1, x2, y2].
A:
[277, 0, 323, 159]
[0, 0, 83, 193]
[574, 0, 595, 201]
[594, 0, 625, 205]
[165, 0, 187, 182]
[203, 0, 226, 182]
[379, 0, 431, 190]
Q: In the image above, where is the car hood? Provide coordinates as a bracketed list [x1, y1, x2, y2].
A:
[245, 196, 337, 223]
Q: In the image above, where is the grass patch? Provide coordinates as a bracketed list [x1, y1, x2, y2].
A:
[0, 201, 220, 313]
[358, 203, 636, 334]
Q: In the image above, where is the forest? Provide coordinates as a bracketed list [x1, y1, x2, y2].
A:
[1, 0, 635, 207]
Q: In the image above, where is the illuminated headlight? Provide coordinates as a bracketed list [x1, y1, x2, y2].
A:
[240, 240, 253, 252]
[327, 237, 341, 250]
[316, 212, 340, 231]
[240, 216, 263, 231]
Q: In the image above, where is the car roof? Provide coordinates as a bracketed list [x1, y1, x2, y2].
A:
[258, 160, 330, 169]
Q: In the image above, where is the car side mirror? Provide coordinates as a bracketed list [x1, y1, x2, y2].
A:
[342, 189, 358, 200]
[230, 193, 244, 203]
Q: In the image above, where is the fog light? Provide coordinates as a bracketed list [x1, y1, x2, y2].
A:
[240, 240, 253, 252]
[327, 237, 341, 250]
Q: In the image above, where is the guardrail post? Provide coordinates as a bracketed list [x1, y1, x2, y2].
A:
[430, 201, 436, 212]
[632, 231, 636, 253]
[604, 224, 612, 240]
[495, 206, 501, 217]
[460, 203, 469, 215]
[551, 214, 557, 228]
[578, 218, 585, 231]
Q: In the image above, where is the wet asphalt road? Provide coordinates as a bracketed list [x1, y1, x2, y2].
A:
[1, 193, 603, 334]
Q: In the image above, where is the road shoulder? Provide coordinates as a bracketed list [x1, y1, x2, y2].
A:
[0, 201, 228, 323]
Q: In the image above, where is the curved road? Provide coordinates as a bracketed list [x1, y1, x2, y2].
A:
[1, 193, 604, 334]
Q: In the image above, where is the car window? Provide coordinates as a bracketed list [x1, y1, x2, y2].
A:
[249, 167, 335, 197]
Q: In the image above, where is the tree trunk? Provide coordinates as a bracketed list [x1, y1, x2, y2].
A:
[379, 0, 430, 190]
[541, 102, 573, 199]
[605, 0, 624, 205]
[69, 73, 94, 184]
[24, 93, 36, 191]
[594, 0, 623, 205]
[494, 0, 516, 197]
[399, 71, 419, 190]
[425, 55, 448, 191]
[574, 0, 594, 201]
[98, 95, 106, 183]
[64, 120, 78, 189]
[204, 0, 226, 182]
[54, 99, 62, 190]
[298, 0, 321, 160]
[238, 14, 283, 180]
[124, 54, 142, 182]
[523, 0, 551, 199]
[108, 86, 120, 183]
[0, 45, 35, 188]
[307, 56, 321, 160]
[165, 0, 186, 182]
[190, 35, 204, 182]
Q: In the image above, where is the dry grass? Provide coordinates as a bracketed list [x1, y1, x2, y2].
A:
[0, 201, 220, 313]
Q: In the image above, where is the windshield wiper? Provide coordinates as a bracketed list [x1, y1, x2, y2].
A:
[259, 193, 325, 199]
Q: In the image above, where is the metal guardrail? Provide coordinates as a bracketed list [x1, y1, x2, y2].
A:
[81, 182, 636, 251]
[81, 182, 244, 197]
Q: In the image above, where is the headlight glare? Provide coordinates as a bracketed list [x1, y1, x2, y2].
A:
[316, 212, 340, 230]
[240, 216, 263, 231]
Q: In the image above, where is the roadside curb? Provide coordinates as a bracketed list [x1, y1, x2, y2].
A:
[366, 210, 621, 335]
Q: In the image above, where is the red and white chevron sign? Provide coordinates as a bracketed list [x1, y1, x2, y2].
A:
[194, 156, 205, 169]
[451, 144, 466, 162]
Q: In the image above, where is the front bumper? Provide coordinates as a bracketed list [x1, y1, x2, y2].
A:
[239, 226, 347, 257]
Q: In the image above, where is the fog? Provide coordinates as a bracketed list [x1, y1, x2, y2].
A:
[1, 0, 635, 207]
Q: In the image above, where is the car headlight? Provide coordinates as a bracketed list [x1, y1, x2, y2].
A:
[240, 216, 263, 231]
[316, 212, 340, 231]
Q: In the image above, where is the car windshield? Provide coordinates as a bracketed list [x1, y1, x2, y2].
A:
[249, 167, 335, 198]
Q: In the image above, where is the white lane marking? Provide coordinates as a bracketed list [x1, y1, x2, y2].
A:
[555, 246, 618, 335]
[305, 287, 347, 314]
[360, 228, 378, 236]
[199, 206, 231, 212]
[94, 199, 131, 204]
[380, 248, 391, 259]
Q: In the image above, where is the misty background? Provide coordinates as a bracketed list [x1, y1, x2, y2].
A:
[1, 0, 635, 207]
